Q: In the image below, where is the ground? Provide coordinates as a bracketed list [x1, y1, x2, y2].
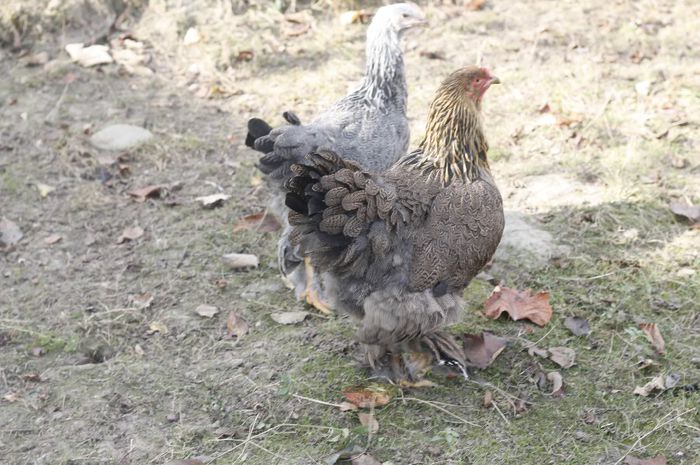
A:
[0, 1, 699, 464]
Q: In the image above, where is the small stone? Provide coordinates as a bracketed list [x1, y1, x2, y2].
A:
[167, 412, 180, 423]
[90, 124, 153, 151]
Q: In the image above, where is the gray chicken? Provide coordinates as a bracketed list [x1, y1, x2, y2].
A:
[245, 3, 427, 313]
[284, 66, 504, 380]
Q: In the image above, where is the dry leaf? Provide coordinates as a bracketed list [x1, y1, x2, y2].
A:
[195, 304, 219, 318]
[339, 10, 371, 25]
[633, 375, 666, 396]
[221, 253, 259, 269]
[44, 234, 62, 245]
[117, 226, 144, 243]
[134, 344, 144, 356]
[547, 371, 564, 397]
[129, 293, 154, 309]
[196, 194, 230, 208]
[669, 200, 699, 225]
[3, 392, 20, 402]
[283, 12, 313, 37]
[183, 27, 201, 46]
[65, 43, 113, 67]
[233, 211, 281, 233]
[564, 316, 590, 336]
[636, 358, 658, 370]
[399, 379, 437, 388]
[342, 384, 395, 408]
[483, 286, 553, 326]
[639, 323, 665, 354]
[270, 311, 309, 325]
[419, 51, 445, 60]
[146, 321, 168, 335]
[357, 412, 379, 434]
[462, 332, 507, 369]
[549, 346, 576, 369]
[482, 390, 494, 408]
[466, 0, 487, 11]
[624, 455, 667, 465]
[226, 311, 249, 338]
[36, 183, 55, 197]
[26, 51, 49, 66]
[128, 185, 161, 202]
[236, 50, 254, 62]
[351, 454, 381, 465]
[664, 372, 681, 389]
[0, 217, 23, 248]
[338, 401, 358, 412]
[526, 344, 549, 358]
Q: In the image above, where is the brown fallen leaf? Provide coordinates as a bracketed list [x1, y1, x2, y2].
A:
[351, 453, 381, 465]
[639, 323, 665, 355]
[547, 371, 564, 397]
[117, 226, 144, 243]
[482, 390, 494, 408]
[669, 199, 700, 225]
[0, 217, 23, 248]
[283, 11, 313, 37]
[236, 50, 254, 62]
[339, 9, 371, 25]
[358, 412, 379, 434]
[526, 343, 549, 358]
[221, 253, 259, 269]
[270, 311, 309, 325]
[226, 311, 249, 338]
[146, 321, 168, 335]
[466, 0, 487, 11]
[128, 185, 161, 202]
[44, 234, 63, 245]
[3, 391, 20, 402]
[462, 332, 507, 369]
[196, 193, 230, 208]
[549, 346, 576, 369]
[564, 316, 590, 336]
[195, 304, 219, 318]
[419, 51, 445, 60]
[128, 293, 154, 309]
[233, 211, 281, 233]
[483, 286, 553, 326]
[26, 51, 49, 66]
[624, 455, 667, 465]
[338, 401, 358, 412]
[633, 375, 666, 396]
[342, 384, 396, 408]
[636, 358, 658, 370]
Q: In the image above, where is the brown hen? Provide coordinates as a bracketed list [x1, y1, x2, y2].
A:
[285, 66, 504, 381]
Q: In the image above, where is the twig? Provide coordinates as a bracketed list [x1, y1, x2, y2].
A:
[235, 413, 259, 463]
[292, 394, 344, 408]
[401, 397, 480, 427]
[491, 400, 511, 426]
[209, 423, 338, 462]
[247, 441, 287, 463]
[613, 408, 696, 465]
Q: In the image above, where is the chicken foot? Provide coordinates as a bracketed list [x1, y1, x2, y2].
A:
[299, 257, 332, 314]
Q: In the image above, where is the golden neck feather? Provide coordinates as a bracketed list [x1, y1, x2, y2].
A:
[402, 83, 490, 184]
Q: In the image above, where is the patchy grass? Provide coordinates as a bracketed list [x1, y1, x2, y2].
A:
[1, 0, 699, 464]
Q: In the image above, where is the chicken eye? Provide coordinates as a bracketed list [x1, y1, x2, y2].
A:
[402, 13, 409, 18]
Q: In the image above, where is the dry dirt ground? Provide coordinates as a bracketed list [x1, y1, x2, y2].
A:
[1, 1, 699, 464]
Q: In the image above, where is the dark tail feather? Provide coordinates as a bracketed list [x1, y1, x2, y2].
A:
[246, 118, 273, 149]
[283, 111, 301, 126]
